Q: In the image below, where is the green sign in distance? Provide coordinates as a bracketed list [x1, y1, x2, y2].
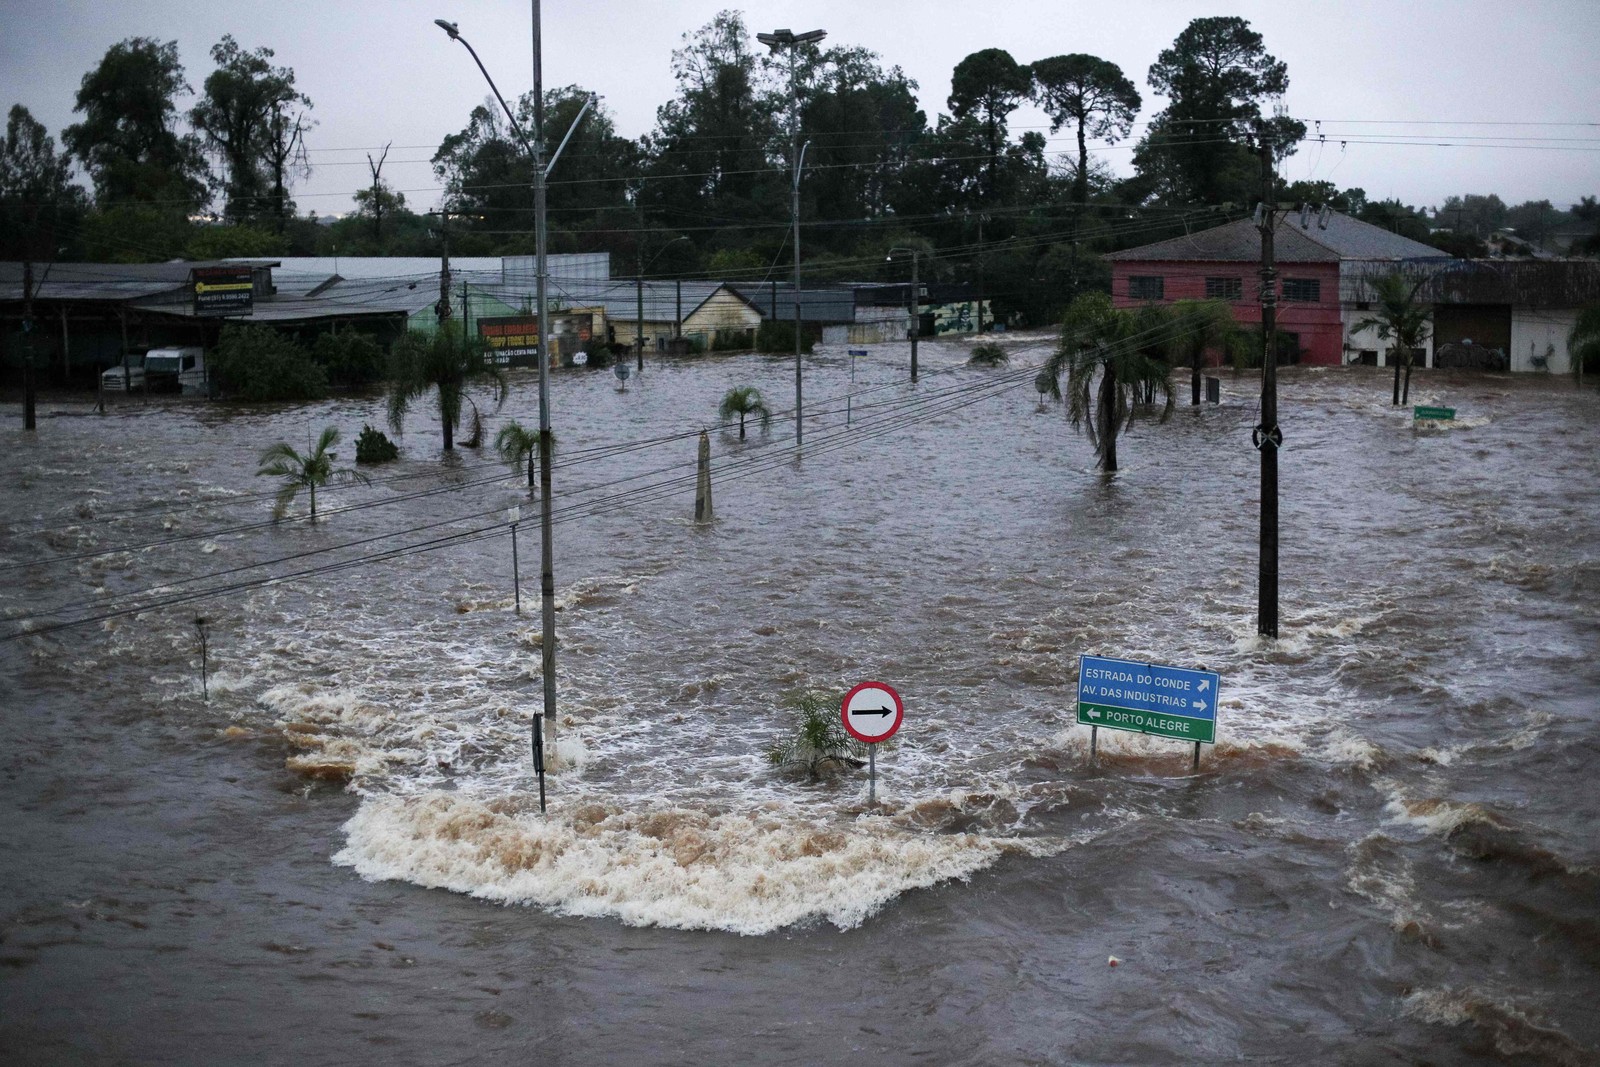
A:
[1413, 405, 1456, 420]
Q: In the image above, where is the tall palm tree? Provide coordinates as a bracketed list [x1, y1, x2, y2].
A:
[1354, 272, 1431, 406]
[1037, 292, 1175, 472]
[1568, 303, 1600, 389]
[1169, 299, 1239, 405]
[257, 426, 370, 520]
[385, 329, 508, 451]
[717, 385, 772, 440]
[493, 419, 557, 493]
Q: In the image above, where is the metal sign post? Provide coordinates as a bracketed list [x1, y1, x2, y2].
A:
[531, 711, 546, 813]
[842, 681, 904, 805]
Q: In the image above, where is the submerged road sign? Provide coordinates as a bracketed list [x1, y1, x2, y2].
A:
[842, 680, 903, 743]
[1413, 405, 1456, 421]
[1077, 655, 1220, 744]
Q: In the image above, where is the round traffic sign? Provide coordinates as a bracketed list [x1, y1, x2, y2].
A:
[841, 681, 903, 743]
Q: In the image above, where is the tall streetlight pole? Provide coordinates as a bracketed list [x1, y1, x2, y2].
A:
[437, 12, 593, 798]
[757, 27, 825, 446]
[887, 247, 920, 382]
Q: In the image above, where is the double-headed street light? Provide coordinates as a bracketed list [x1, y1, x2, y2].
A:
[437, 12, 592, 809]
[757, 27, 825, 446]
[887, 247, 921, 382]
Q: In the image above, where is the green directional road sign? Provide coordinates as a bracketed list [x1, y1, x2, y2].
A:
[1077, 655, 1220, 744]
[1413, 405, 1455, 420]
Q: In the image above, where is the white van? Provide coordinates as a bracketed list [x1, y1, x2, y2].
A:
[142, 347, 207, 394]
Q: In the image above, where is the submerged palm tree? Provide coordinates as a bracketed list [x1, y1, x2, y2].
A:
[257, 427, 370, 520]
[1569, 303, 1600, 389]
[385, 329, 508, 451]
[1354, 272, 1431, 406]
[1037, 292, 1175, 472]
[493, 419, 557, 493]
[717, 385, 772, 440]
[1169, 299, 1239, 405]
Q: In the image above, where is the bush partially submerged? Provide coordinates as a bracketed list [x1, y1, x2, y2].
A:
[767, 691, 865, 778]
[969, 341, 1007, 366]
[355, 424, 399, 464]
[210, 323, 328, 401]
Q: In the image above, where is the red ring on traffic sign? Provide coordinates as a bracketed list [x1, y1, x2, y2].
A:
[841, 681, 904, 743]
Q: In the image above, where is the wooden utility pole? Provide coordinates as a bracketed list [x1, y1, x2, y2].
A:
[909, 250, 920, 382]
[975, 215, 985, 335]
[1255, 129, 1281, 639]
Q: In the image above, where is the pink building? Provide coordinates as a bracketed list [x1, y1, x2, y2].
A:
[1105, 211, 1448, 366]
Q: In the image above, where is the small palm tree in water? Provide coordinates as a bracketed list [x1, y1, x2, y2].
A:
[385, 329, 508, 452]
[767, 692, 865, 778]
[493, 419, 556, 494]
[1353, 271, 1431, 406]
[718, 385, 772, 440]
[257, 426, 370, 520]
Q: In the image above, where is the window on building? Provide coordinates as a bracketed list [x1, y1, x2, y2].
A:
[1283, 278, 1321, 302]
[1205, 277, 1243, 301]
[1128, 276, 1164, 301]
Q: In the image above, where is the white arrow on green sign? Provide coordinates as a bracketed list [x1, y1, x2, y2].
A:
[1077, 654, 1220, 744]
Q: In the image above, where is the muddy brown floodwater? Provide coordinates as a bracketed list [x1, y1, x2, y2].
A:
[2, 335, 1598, 1065]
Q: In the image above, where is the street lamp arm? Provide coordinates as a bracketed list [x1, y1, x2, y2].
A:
[544, 93, 596, 178]
[436, 24, 536, 158]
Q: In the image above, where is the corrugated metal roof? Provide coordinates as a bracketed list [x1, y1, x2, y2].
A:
[727, 283, 857, 323]
[1106, 212, 1450, 264]
[1341, 258, 1600, 308]
[0, 260, 277, 301]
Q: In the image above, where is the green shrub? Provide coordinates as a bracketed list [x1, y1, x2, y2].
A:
[969, 341, 1007, 366]
[712, 328, 756, 352]
[767, 691, 864, 778]
[354, 424, 399, 464]
[755, 320, 813, 354]
[312, 331, 385, 388]
[210, 324, 328, 401]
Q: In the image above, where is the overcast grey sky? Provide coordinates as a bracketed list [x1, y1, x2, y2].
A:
[3, 0, 1596, 217]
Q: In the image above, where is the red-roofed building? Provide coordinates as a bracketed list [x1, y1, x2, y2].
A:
[1105, 210, 1450, 366]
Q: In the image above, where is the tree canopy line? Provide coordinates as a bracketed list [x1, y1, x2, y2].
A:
[4, 12, 1598, 327]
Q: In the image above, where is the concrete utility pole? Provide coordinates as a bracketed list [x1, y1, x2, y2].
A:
[887, 247, 920, 382]
[758, 27, 826, 446]
[1255, 128, 1281, 639]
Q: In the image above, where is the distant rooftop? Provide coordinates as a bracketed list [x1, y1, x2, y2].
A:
[1107, 211, 1451, 263]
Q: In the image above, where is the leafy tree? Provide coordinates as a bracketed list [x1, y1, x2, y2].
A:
[191, 36, 310, 223]
[0, 105, 88, 260]
[969, 341, 1007, 366]
[257, 426, 370, 521]
[210, 323, 327, 400]
[1029, 54, 1140, 206]
[1134, 17, 1303, 205]
[947, 48, 1031, 202]
[386, 329, 508, 452]
[311, 330, 384, 388]
[1504, 199, 1562, 251]
[1435, 193, 1507, 239]
[1036, 292, 1175, 472]
[788, 45, 926, 230]
[63, 38, 209, 208]
[640, 12, 776, 235]
[717, 385, 772, 439]
[493, 419, 557, 491]
[1356, 197, 1433, 243]
[184, 222, 281, 259]
[1354, 272, 1431, 406]
[1572, 196, 1600, 255]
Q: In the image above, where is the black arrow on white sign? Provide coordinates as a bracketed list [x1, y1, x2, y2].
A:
[852, 707, 895, 717]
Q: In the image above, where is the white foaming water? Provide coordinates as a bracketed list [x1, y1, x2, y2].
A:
[334, 792, 1027, 935]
